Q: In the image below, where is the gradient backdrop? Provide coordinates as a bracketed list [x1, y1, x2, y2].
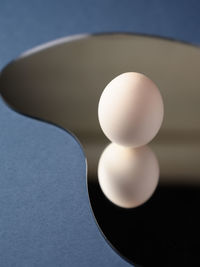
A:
[0, 1, 200, 266]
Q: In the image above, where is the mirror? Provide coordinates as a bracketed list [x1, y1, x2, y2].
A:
[0, 33, 200, 266]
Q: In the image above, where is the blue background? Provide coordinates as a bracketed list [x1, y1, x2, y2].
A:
[0, 1, 200, 266]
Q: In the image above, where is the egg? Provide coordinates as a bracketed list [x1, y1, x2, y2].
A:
[98, 72, 164, 147]
[98, 143, 159, 209]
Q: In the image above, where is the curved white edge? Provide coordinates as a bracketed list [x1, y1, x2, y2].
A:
[20, 33, 90, 58]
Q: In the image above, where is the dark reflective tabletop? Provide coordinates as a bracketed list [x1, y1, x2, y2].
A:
[0, 34, 200, 266]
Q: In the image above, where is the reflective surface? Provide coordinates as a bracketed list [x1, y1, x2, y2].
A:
[0, 34, 200, 266]
[98, 144, 159, 209]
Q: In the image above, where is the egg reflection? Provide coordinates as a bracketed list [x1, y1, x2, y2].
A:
[98, 143, 159, 208]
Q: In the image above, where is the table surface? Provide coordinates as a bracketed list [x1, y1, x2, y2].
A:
[0, 1, 200, 266]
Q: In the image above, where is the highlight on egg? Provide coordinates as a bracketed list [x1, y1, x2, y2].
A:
[98, 72, 164, 147]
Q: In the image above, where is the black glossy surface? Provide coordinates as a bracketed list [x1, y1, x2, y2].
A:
[89, 180, 200, 267]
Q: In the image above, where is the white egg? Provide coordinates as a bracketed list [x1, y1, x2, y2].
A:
[98, 143, 159, 208]
[98, 72, 164, 147]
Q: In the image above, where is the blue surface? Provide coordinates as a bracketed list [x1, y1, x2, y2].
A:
[0, 1, 200, 266]
[0, 0, 200, 69]
[0, 99, 130, 266]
